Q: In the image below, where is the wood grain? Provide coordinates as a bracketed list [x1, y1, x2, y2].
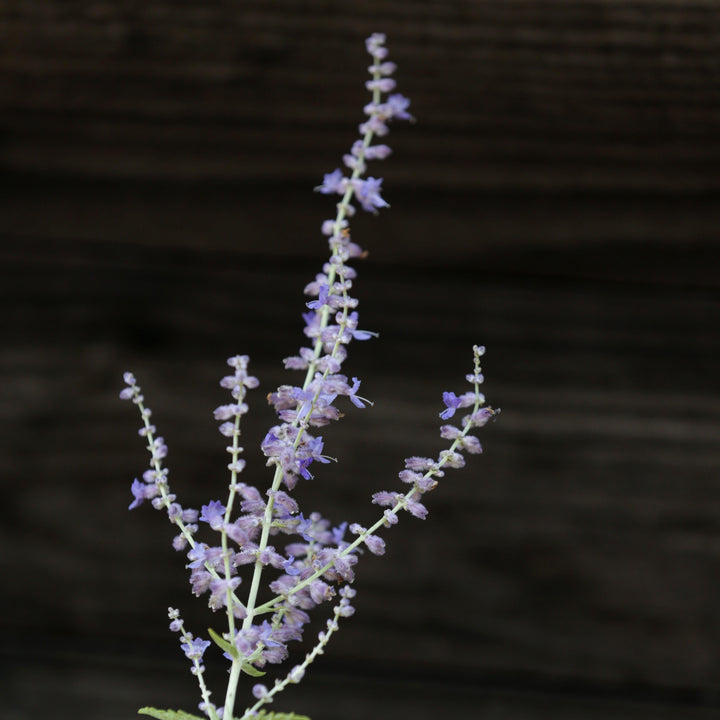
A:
[2, 238, 719, 719]
[2, 3, 720, 718]
[2, 1, 719, 190]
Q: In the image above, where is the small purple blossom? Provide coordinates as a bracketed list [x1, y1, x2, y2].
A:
[366, 77, 397, 93]
[352, 177, 390, 212]
[208, 576, 241, 609]
[385, 93, 413, 120]
[365, 32, 388, 60]
[200, 500, 226, 530]
[371, 490, 401, 508]
[316, 168, 347, 195]
[405, 498, 428, 520]
[358, 113, 390, 137]
[306, 284, 333, 310]
[364, 143, 392, 160]
[398, 470, 422, 485]
[440, 391, 463, 420]
[309, 580, 335, 604]
[468, 406, 500, 427]
[346, 377, 369, 408]
[128, 477, 159, 510]
[343, 311, 375, 341]
[271, 490, 299, 516]
[364, 534, 386, 555]
[282, 555, 302, 576]
[438, 449, 466, 469]
[332, 521, 348, 546]
[252, 684, 269, 700]
[288, 665, 305, 684]
[404, 456, 438, 472]
[186, 543, 209, 569]
[181, 636, 211, 662]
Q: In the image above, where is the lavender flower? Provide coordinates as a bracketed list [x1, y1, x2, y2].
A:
[121, 34, 497, 720]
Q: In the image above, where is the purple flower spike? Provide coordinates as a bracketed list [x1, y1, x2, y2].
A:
[118, 33, 498, 720]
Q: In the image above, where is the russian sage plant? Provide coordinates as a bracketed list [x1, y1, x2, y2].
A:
[120, 33, 498, 720]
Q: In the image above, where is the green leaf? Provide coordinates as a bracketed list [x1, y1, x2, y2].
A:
[239, 660, 266, 677]
[207, 627, 265, 677]
[138, 708, 206, 720]
[208, 626, 238, 661]
[137, 706, 310, 720]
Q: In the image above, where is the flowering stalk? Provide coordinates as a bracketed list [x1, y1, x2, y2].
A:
[121, 33, 497, 720]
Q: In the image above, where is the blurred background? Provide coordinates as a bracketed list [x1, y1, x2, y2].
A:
[2, 2, 720, 719]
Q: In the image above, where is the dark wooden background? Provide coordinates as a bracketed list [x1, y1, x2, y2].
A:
[2, 3, 720, 719]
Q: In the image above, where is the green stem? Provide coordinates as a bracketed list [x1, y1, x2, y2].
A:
[222, 64, 386, 720]
[223, 658, 243, 720]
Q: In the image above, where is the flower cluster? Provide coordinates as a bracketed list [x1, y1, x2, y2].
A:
[121, 33, 497, 720]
